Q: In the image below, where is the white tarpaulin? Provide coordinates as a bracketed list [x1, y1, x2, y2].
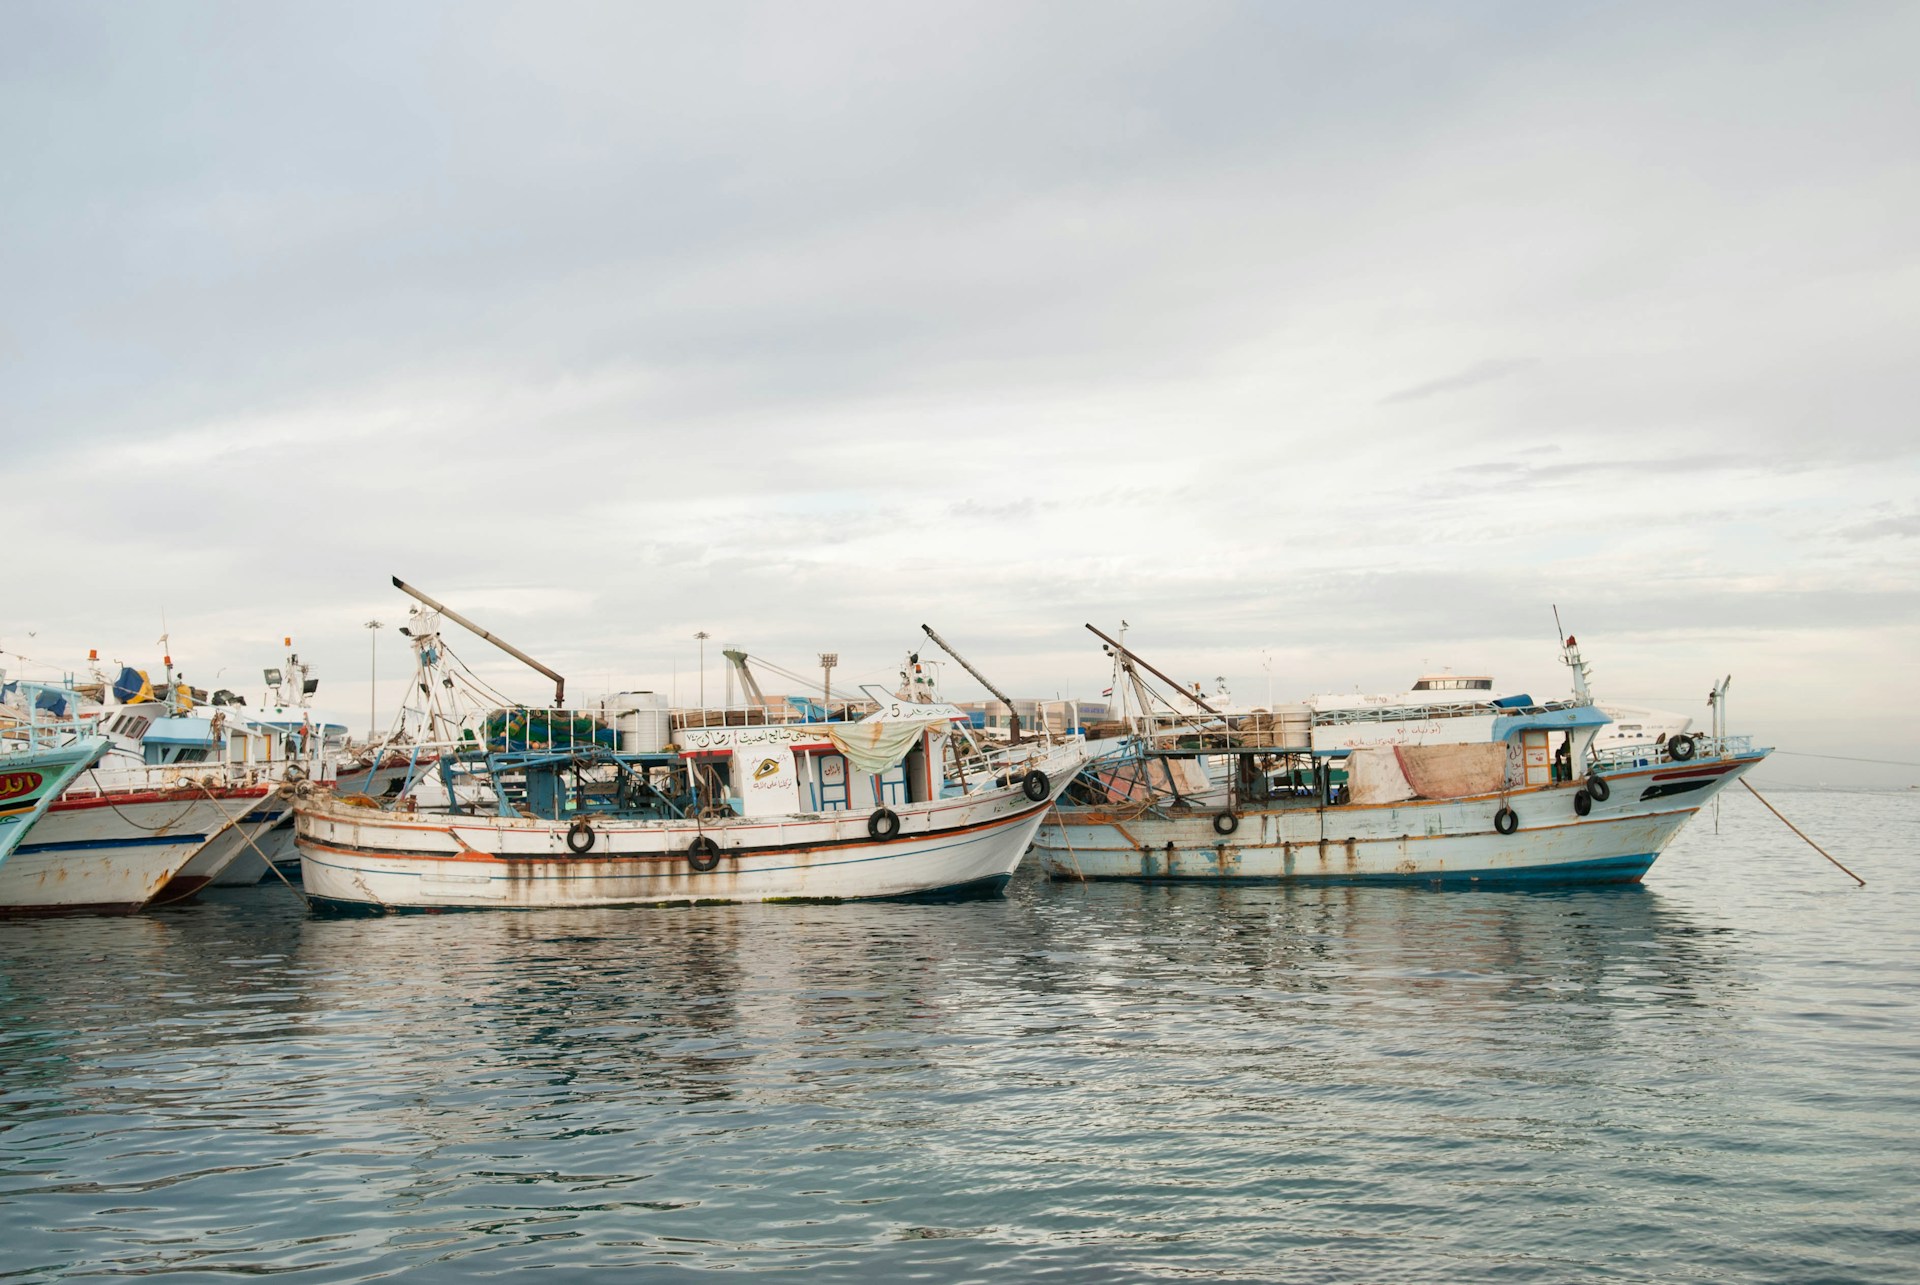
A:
[1347, 747, 1418, 805]
[826, 719, 940, 775]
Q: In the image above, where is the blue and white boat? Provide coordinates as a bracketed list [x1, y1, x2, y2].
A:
[1033, 632, 1768, 887]
[0, 691, 110, 870]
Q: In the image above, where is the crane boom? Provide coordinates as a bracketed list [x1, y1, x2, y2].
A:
[1083, 623, 1218, 714]
[920, 623, 1022, 744]
[391, 576, 567, 709]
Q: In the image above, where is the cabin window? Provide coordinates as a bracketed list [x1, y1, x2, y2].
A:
[811, 753, 850, 810]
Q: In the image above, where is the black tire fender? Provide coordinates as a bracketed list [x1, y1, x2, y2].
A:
[868, 807, 901, 840]
[1213, 811, 1239, 836]
[688, 835, 722, 872]
[1586, 773, 1611, 802]
[1668, 734, 1697, 762]
[1022, 770, 1050, 802]
[1574, 790, 1593, 817]
[1494, 806, 1519, 835]
[565, 819, 595, 854]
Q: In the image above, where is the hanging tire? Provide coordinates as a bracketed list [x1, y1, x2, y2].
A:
[1574, 790, 1593, 817]
[868, 807, 901, 840]
[688, 835, 722, 872]
[1213, 811, 1239, 836]
[1586, 773, 1611, 802]
[1668, 734, 1697, 762]
[565, 819, 595, 854]
[1494, 806, 1519, 835]
[1022, 770, 1050, 802]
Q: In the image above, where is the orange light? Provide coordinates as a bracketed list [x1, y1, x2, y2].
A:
[284, 637, 292, 647]
[88, 648, 98, 661]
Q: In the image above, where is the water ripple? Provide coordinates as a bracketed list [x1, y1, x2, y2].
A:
[2, 791, 1916, 1281]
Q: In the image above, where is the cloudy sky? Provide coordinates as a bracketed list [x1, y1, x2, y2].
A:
[4, 2, 1915, 784]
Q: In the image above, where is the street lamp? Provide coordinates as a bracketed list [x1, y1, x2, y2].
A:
[365, 620, 383, 742]
[695, 631, 710, 711]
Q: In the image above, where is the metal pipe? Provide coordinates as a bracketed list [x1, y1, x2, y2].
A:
[921, 623, 1021, 745]
[390, 576, 566, 708]
[1083, 623, 1219, 714]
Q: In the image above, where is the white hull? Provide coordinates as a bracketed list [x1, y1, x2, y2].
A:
[207, 814, 301, 886]
[299, 745, 1085, 912]
[1036, 753, 1764, 886]
[161, 791, 291, 896]
[0, 790, 262, 913]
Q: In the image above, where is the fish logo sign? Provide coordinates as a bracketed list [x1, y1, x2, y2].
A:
[0, 771, 45, 805]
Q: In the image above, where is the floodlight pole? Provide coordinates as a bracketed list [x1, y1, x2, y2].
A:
[365, 619, 383, 741]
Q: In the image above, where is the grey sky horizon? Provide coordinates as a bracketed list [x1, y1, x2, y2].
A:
[4, 2, 1916, 787]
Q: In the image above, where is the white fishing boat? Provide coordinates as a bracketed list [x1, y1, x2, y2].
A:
[0, 662, 309, 914]
[202, 650, 349, 888]
[296, 581, 1088, 913]
[1, 679, 262, 913]
[1035, 628, 1767, 887]
[0, 697, 111, 871]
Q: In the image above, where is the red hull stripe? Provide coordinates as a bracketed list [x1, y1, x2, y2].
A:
[51, 786, 272, 812]
[1650, 763, 1743, 782]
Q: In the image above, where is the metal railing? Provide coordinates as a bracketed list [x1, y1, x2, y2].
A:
[1, 682, 98, 752]
[1591, 734, 1755, 774]
[1313, 698, 1583, 726]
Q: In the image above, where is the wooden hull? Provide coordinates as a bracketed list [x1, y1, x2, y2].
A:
[0, 789, 264, 914]
[298, 745, 1086, 913]
[1035, 753, 1765, 886]
[151, 789, 287, 902]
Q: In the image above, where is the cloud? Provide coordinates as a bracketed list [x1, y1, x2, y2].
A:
[2, 1, 1917, 751]
[1381, 357, 1537, 405]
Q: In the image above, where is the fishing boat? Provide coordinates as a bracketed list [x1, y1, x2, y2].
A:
[0, 701, 111, 870]
[296, 581, 1088, 913]
[1032, 627, 1768, 887]
[203, 650, 350, 887]
[0, 663, 308, 913]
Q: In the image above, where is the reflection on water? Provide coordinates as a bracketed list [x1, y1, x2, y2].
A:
[2, 791, 1916, 1282]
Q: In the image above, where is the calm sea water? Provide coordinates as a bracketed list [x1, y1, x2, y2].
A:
[3, 790, 1916, 1283]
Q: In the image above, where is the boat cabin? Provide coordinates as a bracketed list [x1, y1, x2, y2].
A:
[675, 703, 969, 816]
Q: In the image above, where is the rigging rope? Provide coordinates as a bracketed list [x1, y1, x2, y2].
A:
[1771, 751, 1920, 768]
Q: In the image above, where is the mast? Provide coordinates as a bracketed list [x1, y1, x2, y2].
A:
[1553, 606, 1593, 705]
[390, 576, 567, 709]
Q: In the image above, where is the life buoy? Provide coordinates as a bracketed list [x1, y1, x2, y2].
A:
[1667, 734, 1697, 762]
[1586, 773, 1611, 802]
[1022, 770, 1050, 802]
[1574, 790, 1593, 817]
[1494, 806, 1519, 835]
[688, 835, 722, 871]
[1213, 811, 1239, 836]
[868, 807, 901, 840]
[565, 819, 595, 853]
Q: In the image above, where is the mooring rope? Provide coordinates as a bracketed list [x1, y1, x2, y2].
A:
[1740, 778, 1865, 887]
